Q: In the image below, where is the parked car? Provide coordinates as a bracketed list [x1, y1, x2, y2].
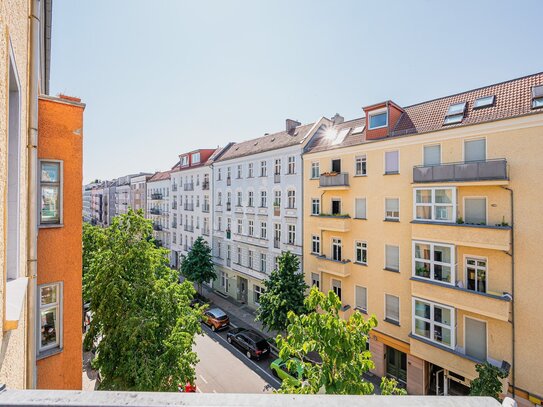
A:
[190, 293, 209, 308]
[226, 328, 270, 359]
[202, 307, 230, 331]
[270, 358, 303, 385]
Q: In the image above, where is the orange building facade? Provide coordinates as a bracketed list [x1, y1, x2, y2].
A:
[36, 94, 85, 389]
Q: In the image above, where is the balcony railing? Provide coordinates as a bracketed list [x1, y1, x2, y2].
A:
[202, 204, 210, 213]
[151, 193, 163, 200]
[171, 184, 178, 192]
[172, 201, 177, 209]
[413, 159, 508, 183]
[319, 172, 349, 188]
[184, 224, 194, 232]
[226, 202, 231, 211]
[202, 181, 210, 190]
[153, 223, 162, 231]
[184, 203, 194, 211]
[171, 222, 177, 228]
[150, 208, 160, 215]
[184, 183, 194, 191]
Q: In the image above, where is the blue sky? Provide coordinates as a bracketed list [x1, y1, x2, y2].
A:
[50, 0, 543, 183]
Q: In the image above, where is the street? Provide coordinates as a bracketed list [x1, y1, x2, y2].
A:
[194, 323, 282, 393]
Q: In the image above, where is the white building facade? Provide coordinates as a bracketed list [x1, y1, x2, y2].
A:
[146, 172, 171, 253]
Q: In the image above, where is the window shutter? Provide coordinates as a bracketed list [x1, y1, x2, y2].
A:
[423, 145, 441, 166]
[356, 286, 367, 310]
[355, 198, 366, 219]
[386, 294, 399, 322]
[465, 198, 486, 224]
[464, 139, 486, 162]
[385, 151, 399, 173]
[465, 317, 487, 361]
[386, 245, 400, 270]
[386, 198, 399, 213]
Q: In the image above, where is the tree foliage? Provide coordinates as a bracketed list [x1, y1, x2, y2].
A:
[82, 222, 106, 303]
[83, 209, 202, 391]
[256, 251, 307, 332]
[470, 362, 508, 400]
[276, 287, 406, 395]
[180, 236, 216, 294]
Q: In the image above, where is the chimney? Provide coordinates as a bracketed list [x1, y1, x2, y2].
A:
[286, 119, 301, 134]
[331, 113, 344, 125]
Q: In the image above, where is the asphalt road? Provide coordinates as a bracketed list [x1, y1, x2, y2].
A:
[194, 322, 282, 393]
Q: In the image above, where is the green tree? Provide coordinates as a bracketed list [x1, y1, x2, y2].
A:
[84, 209, 202, 391]
[180, 236, 216, 295]
[82, 222, 106, 303]
[276, 287, 407, 395]
[256, 251, 307, 332]
[470, 362, 508, 400]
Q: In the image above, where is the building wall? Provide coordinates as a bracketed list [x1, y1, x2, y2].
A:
[303, 114, 543, 399]
[0, 0, 31, 389]
[147, 179, 170, 250]
[36, 96, 83, 390]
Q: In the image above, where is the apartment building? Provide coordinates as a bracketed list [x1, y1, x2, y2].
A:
[212, 119, 328, 309]
[147, 171, 171, 251]
[303, 73, 543, 404]
[130, 174, 152, 213]
[170, 149, 223, 268]
[114, 176, 131, 216]
[82, 183, 95, 223]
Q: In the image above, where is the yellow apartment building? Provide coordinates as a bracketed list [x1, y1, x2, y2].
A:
[303, 73, 543, 405]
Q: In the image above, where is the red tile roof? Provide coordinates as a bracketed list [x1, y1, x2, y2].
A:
[148, 170, 172, 183]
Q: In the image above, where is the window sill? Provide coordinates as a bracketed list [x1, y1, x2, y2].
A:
[384, 318, 400, 326]
[353, 217, 367, 221]
[384, 218, 399, 223]
[37, 347, 63, 361]
[353, 174, 367, 178]
[354, 307, 368, 314]
[384, 171, 400, 175]
[409, 277, 512, 301]
[383, 267, 400, 273]
[353, 261, 368, 267]
[39, 223, 64, 229]
[5, 277, 29, 331]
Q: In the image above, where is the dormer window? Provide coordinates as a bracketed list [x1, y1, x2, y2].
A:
[473, 95, 495, 109]
[444, 102, 466, 125]
[532, 85, 543, 109]
[368, 110, 388, 130]
[181, 156, 189, 166]
[192, 152, 200, 164]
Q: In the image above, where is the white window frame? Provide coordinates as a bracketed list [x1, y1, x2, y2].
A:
[260, 253, 267, 273]
[384, 150, 400, 174]
[385, 197, 400, 221]
[463, 137, 487, 163]
[248, 220, 254, 236]
[412, 297, 455, 349]
[311, 235, 321, 254]
[287, 190, 296, 209]
[332, 237, 342, 261]
[385, 244, 400, 272]
[368, 108, 388, 130]
[192, 152, 200, 164]
[412, 240, 456, 285]
[311, 272, 321, 290]
[355, 241, 367, 265]
[260, 160, 267, 177]
[355, 155, 367, 176]
[287, 224, 296, 245]
[260, 221, 267, 239]
[423, 144, 442, 166]
[248, 250, 254, 269]
[237, 218, 243, 234]
[413, 187, 457, 223]
[311, 198, 320, 215]
[332, 279, 342, 301]
[260, 190, 267, 208]
[311, 162, 320, 179]
[354, 197, 367, 219]
[39, 160, 64, 226]
[287, 156, 295, 174]
[248, 190, 254, 207]
[463, 315, 488, 361]
[254, 284, 264, 305]
[464, 255, 488, 294]
[38, 282, 63, 353]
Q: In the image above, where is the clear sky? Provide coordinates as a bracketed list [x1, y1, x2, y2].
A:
[49, 0, 543, 183]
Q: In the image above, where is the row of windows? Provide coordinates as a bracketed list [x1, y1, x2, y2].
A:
[217, 189, 296, 209]
[215, 217, 297, 245]
[216, 157, 297, 181]
[215, 243, 272, 274]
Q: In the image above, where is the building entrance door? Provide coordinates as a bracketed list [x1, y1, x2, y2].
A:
[386, 347, 407, 387]
[237, 276, 248, 304]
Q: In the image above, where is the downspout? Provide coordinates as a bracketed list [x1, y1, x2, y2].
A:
[502, 186, 515, 399]
[26, 0, 40, 389]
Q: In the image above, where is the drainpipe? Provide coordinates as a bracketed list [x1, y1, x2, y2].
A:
[26, 0, 40, 389]
[502, 186, 515, 399]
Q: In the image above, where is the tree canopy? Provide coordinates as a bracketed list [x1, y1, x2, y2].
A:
[180, 236, 216, 294]
[470, 362, 508, 400]
[84, 209, 202, 391]
[256, 251, 307, 332]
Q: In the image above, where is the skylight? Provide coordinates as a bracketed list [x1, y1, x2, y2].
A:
[473, 95, 495, 109]
[333, 128, 350, 145]
[351, 125, 365, 134]
[444, 102, 466, 125]
[532, 85, 543, 109]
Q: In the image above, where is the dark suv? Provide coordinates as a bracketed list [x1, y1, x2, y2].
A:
[226, 328, 270, 360]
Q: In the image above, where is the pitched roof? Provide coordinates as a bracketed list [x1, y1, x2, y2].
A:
[215, 123, 316, 162]
[148, 170, 172, 183]
[305, 118, 365, 154]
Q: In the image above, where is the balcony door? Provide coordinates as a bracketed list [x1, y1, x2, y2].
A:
[331, 159, 341, 173]
[465, 317, 487, 361]
[464, 139, 486, 162]
[332, 238, 342, 261]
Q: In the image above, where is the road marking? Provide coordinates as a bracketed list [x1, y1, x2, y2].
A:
[196, 387, 202, 393]
[230, 322, 238, 328]
[199, 374, 208, 384]
[205, 327, 282, 387]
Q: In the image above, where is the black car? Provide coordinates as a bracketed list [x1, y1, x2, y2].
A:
[226, 328, 270, 360]
[190, 293, 209, 308]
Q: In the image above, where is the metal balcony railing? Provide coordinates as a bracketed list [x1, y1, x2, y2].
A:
[184, 203, 194, 211]
[413, 159, 508, 183]
[202, 181, 210, 190]
[171, 222, 177, 228]
[153, 223, 162, 231]
[171, 184, 178, 192]
[226, 202, 231, 211]
[184, 224, 194, 232]
[151, 193, 163, 200]
[150, 208, 160, 215]
[202, 204, 210, 213]
[319, 172, 349, 187]
[184, 183, 194, 191]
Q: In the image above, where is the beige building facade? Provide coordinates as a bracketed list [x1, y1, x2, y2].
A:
[303, 73, 543, 405]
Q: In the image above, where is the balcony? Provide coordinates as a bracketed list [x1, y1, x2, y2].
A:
[171, 184, 178, 192]
[150, 208, 160, 215]
[411, 278, 511, 322]
[316, 255, 351, 277]
[319, 172, 349, 189]
[413, 159, 508, 184]
[184, 203, 194, 211]
[151, 193, 163, 200]
[411, 221, 511, 251]
[202, 181, 210, 190]
[171, 222, 177, 229]
[202, 204, 210, 213]
[184, 224, 194, 232]
[274, 173, 281, 183]
[152, 223, 162, 231]
[273, 205, 280, 216]
[184, 183, 194, 191]
[316, 214, 351, 232]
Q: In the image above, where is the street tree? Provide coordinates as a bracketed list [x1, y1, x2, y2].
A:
[84, 209, 202, 391]
[256, 251, 307, 332]
[180, 236, 216, 295]
[276, 287, 406, 395]
[470, 362, 508, 400]
[82, 222, 105, 303]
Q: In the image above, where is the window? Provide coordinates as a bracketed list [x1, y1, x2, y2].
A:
[40, 161, 62, 225]
[355, 155, 367, 176]
[254, 285, 264, 304]
[474, 95, 495, 109]
[287, 224, 296, 245]
[355, 286, 367, 312]
[274, 224, 281, 245]
[311, 162, 320, 179]
[217, 192, 222, 205]
[181, 156, 189, 166]
[369, 111, 388, 129]
[237, 191, 242, 206]
[237, 247, 242, 264]
[465, 317, 487, 361]
[413, 298, 454, 348]
[531, 85, 543, 109]
[248, 191, 254, 207]
[248, 220, 254, 236]
[192, 152, 200, 164]
[311, 235, 321, 254]
[274, 159, 281, 175]
[220, 271, 227, 290]
[260, 161, 267, 177]
[217, 168, 222, 181]
[464, 197, 487, 224]
[466, 257, 487, 293]
[237, 219, 243, 234]
[385, 294, 400, 324]
[423, 145, 441, 166]
[260, 222, 267, 239]
[248, 250, 254, 268]
[331, 199, 341, 215]
[287, 190, 296, 208]
[384, 151, 399, 174]
[332, 279, 342, 301]
[260, 190, 267, 207]
[385, 198, 399, 221]
[274, 190, 281, 208]
[248, 162, 254, 177]
[332, 238, 342, 261]
[464, 138, 486, 162]
[385, 245, 400, 272]
[414, 187, 456, 222]
[287, 156, 295, 174]
[311, 273, 320, 290]
[311, 199, 320, 215]
[39, 283, 62, 353]
[413, 241, 455, 284]
[355, 241, 367, 265]
[217, 242, 222, 258]
[226, 217, 231, 232]
[331, 159, 341, 173]
[444, 102, 466, 125]
[260, 253, 267, 273]
[237, 165, 242, 178]
[217, 216, 222, 231]
[227, 167, 231, 180]
[355, 198, 366, 219]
